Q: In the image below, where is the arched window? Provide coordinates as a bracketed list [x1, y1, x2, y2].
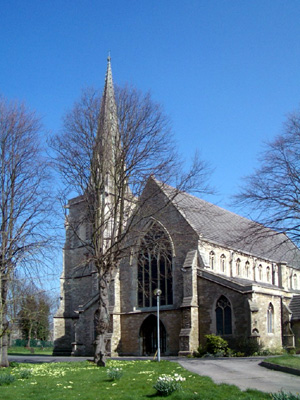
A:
[267, 303, 274, 333]
[272, 264, 277, 285]
[137, 223, 173, 308]
[215, 295, 232, 335]
[209, 251, 215, 270]
[236, 258, 241, 275]
[266, 266, 271, 282]
[220, 254, 226, 273]
[245, 261, 250, 278]
[293, 274, 298, 290]
[258, 264, 263, 280]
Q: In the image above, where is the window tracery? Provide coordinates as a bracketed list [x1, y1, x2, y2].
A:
[215, 295, 232, 335]
[137, 223, 173, 308]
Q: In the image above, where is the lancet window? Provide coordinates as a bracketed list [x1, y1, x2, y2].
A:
[220, 254, 226, 273]
[236, 258, 241, 275]
[245, 261, 250, 278]
[293, 274, 298, 290]
[267, 303, 274, 333]
[258, 264, 263, 280]
[137, 223, 173, 308]
[209, 251, 215, 270]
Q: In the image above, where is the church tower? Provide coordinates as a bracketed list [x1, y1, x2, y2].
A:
[53, 57, 122, 357]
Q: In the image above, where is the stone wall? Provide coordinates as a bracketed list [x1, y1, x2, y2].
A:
[251, 292, 282, 349]
[120, 309, 182, 355]
[197, 276, 250, 347]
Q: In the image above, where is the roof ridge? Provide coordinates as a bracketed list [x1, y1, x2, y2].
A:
[150, 177, 300, 267]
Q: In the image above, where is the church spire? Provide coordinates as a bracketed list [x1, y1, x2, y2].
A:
[98, 54, 117, 136]
[94, 55, 119, 194]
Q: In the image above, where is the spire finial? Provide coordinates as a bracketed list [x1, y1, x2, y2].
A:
[107, 51, 111, 63]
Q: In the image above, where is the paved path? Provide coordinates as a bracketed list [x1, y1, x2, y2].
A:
[8, 355, 89, 364]
[8, 355, 300, 395]
[177, 357, 300, 395]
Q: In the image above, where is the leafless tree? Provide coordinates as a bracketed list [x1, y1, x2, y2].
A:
[235, 109, 300, 245]
[51, 84, 212, 366]
[0, 97, 54, 367]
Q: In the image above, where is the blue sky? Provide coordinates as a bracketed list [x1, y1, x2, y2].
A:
[1, 0, 300, 213]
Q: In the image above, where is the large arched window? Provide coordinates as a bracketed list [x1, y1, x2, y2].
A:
[137, 223, 173, 308]
[215, 295, 232, 335]
[267, 303, 274, 333]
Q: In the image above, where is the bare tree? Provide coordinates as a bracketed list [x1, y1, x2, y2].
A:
[51, 79, 211, 366]
[235, 108, 300, 245]
[0, 96, 53, 367]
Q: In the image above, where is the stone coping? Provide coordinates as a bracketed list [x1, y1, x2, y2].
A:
[260, 361, 300, 376]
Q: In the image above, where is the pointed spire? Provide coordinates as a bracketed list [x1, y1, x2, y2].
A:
[94, 56, 119, 194]
[99, 54, 117, 131]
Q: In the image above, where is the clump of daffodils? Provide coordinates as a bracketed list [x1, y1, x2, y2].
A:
[153, 373, 186, 396]
[107, 367, 123, 381]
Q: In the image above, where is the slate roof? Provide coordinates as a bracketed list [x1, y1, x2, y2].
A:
[289, 296, 300, 320]
[158, 181, 300, 269]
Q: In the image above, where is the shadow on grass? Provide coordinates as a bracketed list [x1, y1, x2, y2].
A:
[8, 353, 53, 357]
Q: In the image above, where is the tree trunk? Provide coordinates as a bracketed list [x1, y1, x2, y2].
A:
[27, 323, 33, 348]
[0, 322, 9, 367]
[0, 277, 9, 367]
[94, 272, 110, 367]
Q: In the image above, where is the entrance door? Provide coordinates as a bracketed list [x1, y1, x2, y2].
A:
[139, 315, 166, 355]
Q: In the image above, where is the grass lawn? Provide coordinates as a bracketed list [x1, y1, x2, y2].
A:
[0, 360, 270, 400]
[8, 347, 54, 356]
[265, 355, 300, 370]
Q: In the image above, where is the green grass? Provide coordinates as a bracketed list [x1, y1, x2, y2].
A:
[265, 355, 300, 370]
[8, 346, 54, 356]
[0, 360, 270, 400]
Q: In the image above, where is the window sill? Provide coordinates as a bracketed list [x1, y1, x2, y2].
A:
[135, 305, 175, 312]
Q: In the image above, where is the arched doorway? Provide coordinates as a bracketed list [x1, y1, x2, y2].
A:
[139, 315, 167, 355]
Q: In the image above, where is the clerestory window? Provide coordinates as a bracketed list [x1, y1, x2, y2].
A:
[245, 261, 250, 278]
[209, 251, 215, 270]
[137, 223, 173, 308]
[236, 258, 241, 275]
[220, 254, 226, 273]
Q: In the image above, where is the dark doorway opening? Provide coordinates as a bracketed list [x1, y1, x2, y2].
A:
[139, 314, 166, 355]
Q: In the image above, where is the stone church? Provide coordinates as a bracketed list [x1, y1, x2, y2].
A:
[53, 59, 300, 357]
